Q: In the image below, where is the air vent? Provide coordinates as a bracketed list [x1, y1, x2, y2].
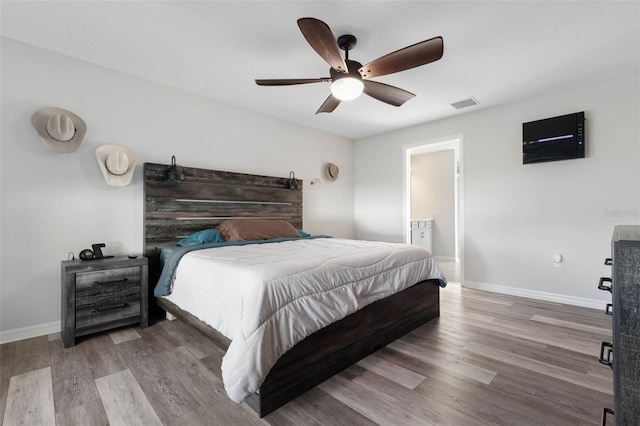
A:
[451, 98, 478, 109]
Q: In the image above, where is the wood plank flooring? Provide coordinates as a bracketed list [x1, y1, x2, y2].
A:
[0, 284, 613, 425]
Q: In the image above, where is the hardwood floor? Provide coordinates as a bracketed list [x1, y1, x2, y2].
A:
[0, 284, 613, 425]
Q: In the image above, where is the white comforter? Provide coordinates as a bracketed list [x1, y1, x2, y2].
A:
[163, 237, 445, 403]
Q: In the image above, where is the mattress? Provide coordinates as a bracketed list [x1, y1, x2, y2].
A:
[161, 237, 446, 402]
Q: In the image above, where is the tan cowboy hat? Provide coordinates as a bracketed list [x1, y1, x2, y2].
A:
[95, 144, 137, 187]
[325, 163, 339, 181]
[31, 107, 87, 153]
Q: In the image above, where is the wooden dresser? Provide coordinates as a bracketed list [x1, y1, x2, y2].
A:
[61, 256, 148, 347]
[599, 226, 640, 425]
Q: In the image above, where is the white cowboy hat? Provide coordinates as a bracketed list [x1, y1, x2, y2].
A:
[95, 144, 137, 187]
[31, 107, 87, 153]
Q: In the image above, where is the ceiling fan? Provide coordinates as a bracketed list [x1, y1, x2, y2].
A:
[255, 17, 444, 114]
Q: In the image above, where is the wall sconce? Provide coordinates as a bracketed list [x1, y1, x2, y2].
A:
[166, 155, 185, 181]
[310, 178, 321, 185]
[287, 171, 298, 190]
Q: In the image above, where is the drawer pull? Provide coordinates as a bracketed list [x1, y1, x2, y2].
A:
[597, 277, 612, 293]
[598, 341, 613, 369]
[601, 407, 614, 426]
[605, 303, 613, 316]
[92, 277, 129, 286]
[604, 258, 612, 266]
[91, 303, 129, 313]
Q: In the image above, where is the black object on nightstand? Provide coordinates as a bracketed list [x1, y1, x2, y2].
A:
[61, 256, 148, 347]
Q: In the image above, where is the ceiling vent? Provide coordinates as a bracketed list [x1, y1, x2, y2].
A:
[451, 97, 478, 109]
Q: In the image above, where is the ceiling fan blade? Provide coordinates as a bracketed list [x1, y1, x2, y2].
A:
[297, 18, 348, 74]
[256, 78, 330, 86]
[363, 80, 415, 106]
[358, 36, 443, 79]
[316, 94, 341, 114]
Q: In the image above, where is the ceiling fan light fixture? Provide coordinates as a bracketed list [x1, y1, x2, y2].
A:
[330, 77, 364, 101]
[256, 18, 444, 113]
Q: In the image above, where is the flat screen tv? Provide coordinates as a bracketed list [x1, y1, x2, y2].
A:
[522, 111, 585, 164]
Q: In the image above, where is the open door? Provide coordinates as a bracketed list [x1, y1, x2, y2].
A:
[404, 137, 463, 284]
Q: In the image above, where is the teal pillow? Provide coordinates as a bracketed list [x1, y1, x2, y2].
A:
[297, 229, 310, 237]
[177, 229, 223, 246]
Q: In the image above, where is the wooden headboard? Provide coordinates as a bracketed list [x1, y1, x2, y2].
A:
[143, 162, 303, 256]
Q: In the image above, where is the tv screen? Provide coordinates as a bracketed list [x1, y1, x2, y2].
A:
[523, 111, 585, 164]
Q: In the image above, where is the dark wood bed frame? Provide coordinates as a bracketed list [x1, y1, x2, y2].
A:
[143, 162, 441, 417]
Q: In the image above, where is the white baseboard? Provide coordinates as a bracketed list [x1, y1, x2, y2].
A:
[0, 281, 606, 344]
[463, 281, 607, 310]
[0, 320, 61, 344]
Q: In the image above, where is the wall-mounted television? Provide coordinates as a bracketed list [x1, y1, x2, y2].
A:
[522, 111, 585, 164]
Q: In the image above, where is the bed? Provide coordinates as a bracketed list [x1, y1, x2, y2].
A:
[143, 162, 445, 417]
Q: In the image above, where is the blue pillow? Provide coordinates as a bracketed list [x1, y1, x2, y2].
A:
[177, 229, 223, 246]
[297, 229, 311, 237]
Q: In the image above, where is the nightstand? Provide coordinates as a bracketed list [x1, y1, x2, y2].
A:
[61, 256, 148, 347]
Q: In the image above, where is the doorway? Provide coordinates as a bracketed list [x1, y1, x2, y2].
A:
[403, 136, 463, 283]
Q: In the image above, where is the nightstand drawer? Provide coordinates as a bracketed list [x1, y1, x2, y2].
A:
[75, 266, 141, 331]
[76, 266, 141, 290]
[76, 298, 140, 329]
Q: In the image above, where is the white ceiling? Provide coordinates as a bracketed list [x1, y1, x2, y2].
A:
[2, 1, 639, 140]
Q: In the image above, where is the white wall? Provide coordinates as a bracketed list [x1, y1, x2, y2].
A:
[411, 150, 456, 258]
[0, 38, 354, 340]
[355, 73, 640, 307]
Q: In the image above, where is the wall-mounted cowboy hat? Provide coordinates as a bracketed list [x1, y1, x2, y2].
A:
[325, 163, 339, 181]
[31, 107, 87, 153]
[95, 144, 137, 187]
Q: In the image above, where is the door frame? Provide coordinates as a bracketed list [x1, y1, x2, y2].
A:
[402, 135, 464, 283]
